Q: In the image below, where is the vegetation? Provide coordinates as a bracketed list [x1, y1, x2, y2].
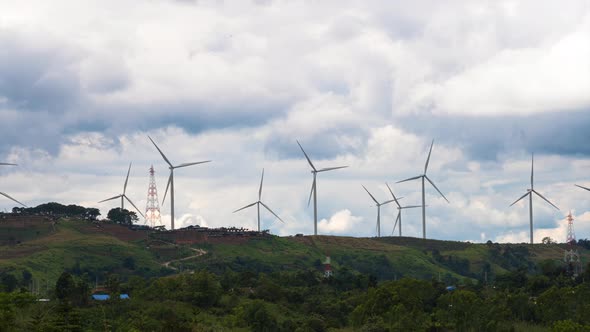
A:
[106, 208, 138, 225]
[10, 202, 100, 220]
[1, 212, 590, 331]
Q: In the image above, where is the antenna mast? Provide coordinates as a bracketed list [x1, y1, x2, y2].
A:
[145, 165, 162, 228]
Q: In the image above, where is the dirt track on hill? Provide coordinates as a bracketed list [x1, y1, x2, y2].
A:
[161, 245, 207, 271]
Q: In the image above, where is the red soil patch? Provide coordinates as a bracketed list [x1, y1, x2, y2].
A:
[74, 222, 150, 242]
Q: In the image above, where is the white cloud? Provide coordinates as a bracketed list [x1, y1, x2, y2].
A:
[1, 1, 590, 243]
[318, 209, 363, 234]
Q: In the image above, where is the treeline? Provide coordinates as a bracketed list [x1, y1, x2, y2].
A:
[8, 202, 100, 221]
[5, 202, 141, 226]
[2, 261, 590, 331]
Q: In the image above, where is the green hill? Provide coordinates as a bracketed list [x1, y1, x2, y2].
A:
[0, 217, 586, 290]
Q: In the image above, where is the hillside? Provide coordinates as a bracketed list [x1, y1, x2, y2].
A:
[0, 216, 586, 290]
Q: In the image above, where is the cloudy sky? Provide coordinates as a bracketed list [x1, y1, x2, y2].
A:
[1, 0, 589, 243]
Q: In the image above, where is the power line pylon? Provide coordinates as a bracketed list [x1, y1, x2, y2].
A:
[145, 165, 162, 228]
[566, 211, 576, 244]
[564, 212, 581, 277]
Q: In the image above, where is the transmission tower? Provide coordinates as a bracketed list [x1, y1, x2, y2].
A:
[566, 211, 576, 244]
[145, 165, 162, 228]
[564, 212, 581, 277]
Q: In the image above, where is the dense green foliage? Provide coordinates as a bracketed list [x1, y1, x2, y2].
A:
[106, 208, 138, 225]
[2, 263, 590, 331]
[2, 215, 590, 331]
[9, 202, 100, 220]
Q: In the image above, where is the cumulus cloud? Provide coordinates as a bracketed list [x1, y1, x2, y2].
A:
[318, 209, 363, 234]
[1, 1, 590, 242]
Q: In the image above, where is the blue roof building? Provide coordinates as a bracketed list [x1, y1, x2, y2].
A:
[91, 294, 130, 301]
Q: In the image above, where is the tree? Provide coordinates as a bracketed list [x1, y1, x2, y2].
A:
[84, 208, 100, 220]
[55, 272, 76, 302]
[107, 208, 138, 225]
[237, 300, 277, 331]
[106, 274, 121, 295]
[0, 273, 18, 292]
[542, 237, 554, 244]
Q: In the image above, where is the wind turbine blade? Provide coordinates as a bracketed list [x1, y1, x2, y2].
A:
[0, 163, 17, 166]
[260, 201, 284, 223]
[362, 185, 379, 205]
[317, 166, 348, 172]
[162, 173, 172, 205]
[98, 195, 122, 203]
[424, 139, 434, 173]
[530, 153, 534, 189]
[575, 184, 590, 192]
[296, 140, 316, 171]
[400, 205, 422, 209]
[174, 161, 211, 169]
[425, 176, 449, 203]
[392, 212, 400, 236]
[396, 175, 422, 184]
[509, 191, 530, 207]
[307, 177, 316, 207]
[532, 189, 560, 210]
[124, 195, 145, 219]
[148, 136, 173, 167]
[385, 182, 401, 208]
[259, 168, 264, 200]
[233, 201, 258, 213]
[380, 199, 396, 206]
[123, 162, 132, 195]
[0, 192, 27, 207]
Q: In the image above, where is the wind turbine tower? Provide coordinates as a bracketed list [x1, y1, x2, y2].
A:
[396, 140, 449, 239]
[362, 185, 395, 237]
[98, 162, 145, 220]
[385, 183, 421, 237]
[145, 165, 162, 228]
[148, 136, 211, 230]
[509, 154, 559, 244]
[233, 169, 284, 232]
[297, 140, 348, 236]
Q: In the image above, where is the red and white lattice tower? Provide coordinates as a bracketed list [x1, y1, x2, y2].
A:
[566, 211, 576, 244]
[564, 212, 581, 276]
[145, 165, 162, 228]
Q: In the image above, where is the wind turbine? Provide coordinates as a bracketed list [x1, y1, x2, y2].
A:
[0, 163, 26, 207]
[98, 162, 145, 219]
[396, 140, 449, 239]
[385, 183, 421, 237]
[575, 184, 590, 195]
[362, 185, 396, 237]
[148, 136, 211, 230]
[233, 169, 284, 232]
[510, 154, 559, 244]
[297, 140, 348, 236]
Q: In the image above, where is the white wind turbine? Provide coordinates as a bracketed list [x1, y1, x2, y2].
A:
[396, 140, 449, 239]
[510, 154, 559, 244]
[98, 162, 145, 219]
[385, 183, 421, 237]
[297, 140, 348, 236]
[233, 169, 284, 232]
[148, 136, 211, 230]
[362, 185, 396, 237]
[0, 163, 26, 207]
